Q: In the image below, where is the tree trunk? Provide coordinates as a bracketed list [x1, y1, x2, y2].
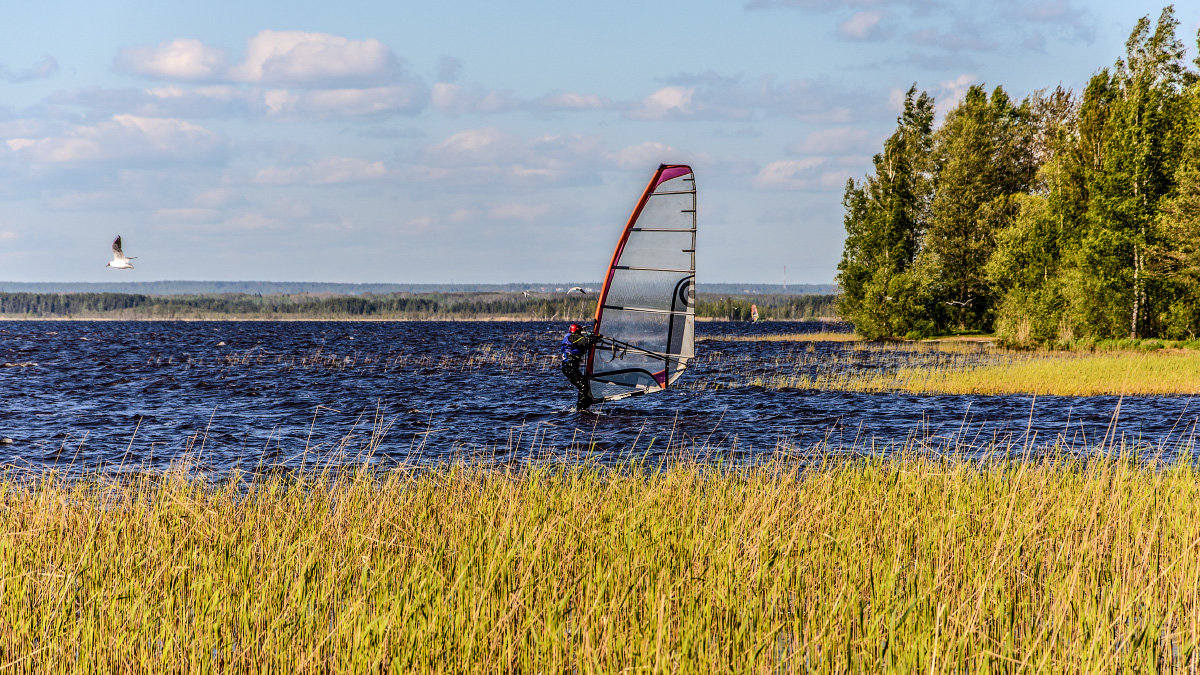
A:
[1131, 243, 1140, 339]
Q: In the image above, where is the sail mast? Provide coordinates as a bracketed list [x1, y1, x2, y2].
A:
[585, 164, 696, 403]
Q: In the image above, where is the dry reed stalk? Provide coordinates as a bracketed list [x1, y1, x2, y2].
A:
[0, 449, 1198, 672]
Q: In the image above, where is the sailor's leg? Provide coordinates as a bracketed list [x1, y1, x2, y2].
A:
[562, 360, 595, 408]
[576, 391, 594, 410]
[562, 361, 586, 392]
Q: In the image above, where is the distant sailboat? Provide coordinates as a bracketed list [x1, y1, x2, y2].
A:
[583, 164, 696, 404]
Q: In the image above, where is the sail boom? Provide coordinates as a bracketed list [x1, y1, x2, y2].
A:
[601, 304, 691, 316]
[613, 265, 692, 273]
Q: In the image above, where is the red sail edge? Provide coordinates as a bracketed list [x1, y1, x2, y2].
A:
[592, 164, 692, 333]
[586, 164, 692, 380]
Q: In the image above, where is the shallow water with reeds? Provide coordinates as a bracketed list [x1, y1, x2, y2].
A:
[0, 320, 1195, 472]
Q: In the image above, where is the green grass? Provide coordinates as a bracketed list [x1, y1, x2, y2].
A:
[750, 342, 1200, 396]
[3, 450, 1200, 672]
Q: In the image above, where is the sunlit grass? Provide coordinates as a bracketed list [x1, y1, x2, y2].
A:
[753, 348, 1200, 395]
[3, 447, 1200, 672]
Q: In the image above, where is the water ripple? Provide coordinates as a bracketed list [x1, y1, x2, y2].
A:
[0, 320, 1194, 472]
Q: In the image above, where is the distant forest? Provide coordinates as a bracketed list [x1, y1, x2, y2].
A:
[0, 281, 837, 297]
[838, 7, 1200, 344]
[0, 292, 837, 321]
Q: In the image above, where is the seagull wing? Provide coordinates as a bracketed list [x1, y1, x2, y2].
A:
[112, 235, 124, 258]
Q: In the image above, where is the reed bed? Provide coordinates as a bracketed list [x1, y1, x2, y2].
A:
[148, 340, 561, 375]
[752, 348, 1200, 396]
[140, 327, 1200, 396]
[3, 449, 1200, 672]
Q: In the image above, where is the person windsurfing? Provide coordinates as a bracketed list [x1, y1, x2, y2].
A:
[561, 323, 603, 409]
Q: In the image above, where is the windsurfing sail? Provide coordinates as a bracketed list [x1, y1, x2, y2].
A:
[750, 304, 759, 322]
[585, 164, 696, 402]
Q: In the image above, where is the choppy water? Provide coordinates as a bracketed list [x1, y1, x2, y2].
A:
[0, 320, 1195, 473]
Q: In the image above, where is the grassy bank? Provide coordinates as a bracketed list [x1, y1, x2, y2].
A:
[3, 454, 1200, 672]
[748, 341, 1200, 396]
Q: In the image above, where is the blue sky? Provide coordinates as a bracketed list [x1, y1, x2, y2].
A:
[1, 1, 1195, 283]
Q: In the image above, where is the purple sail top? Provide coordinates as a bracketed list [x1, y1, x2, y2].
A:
[655, 165, 692, 188]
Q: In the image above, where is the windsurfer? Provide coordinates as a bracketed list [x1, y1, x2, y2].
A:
[561, 323, 604, 409]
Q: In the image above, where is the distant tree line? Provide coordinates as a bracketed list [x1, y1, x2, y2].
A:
[837, 7, 1200, 344]
[694, 295, 837, 321]
[0, 292, 837, 321]
[0, 281, 837, 296]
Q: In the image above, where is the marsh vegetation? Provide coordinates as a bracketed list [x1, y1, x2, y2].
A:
[3, 448, 1199, 672]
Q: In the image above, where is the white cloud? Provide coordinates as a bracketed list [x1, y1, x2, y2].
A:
[194, 188, 245, 208]
[628, 86, 696, 120]
[154, 207, 222, 224]
[905, 27, 994, 53]
[409, 128, 607, 188]
[263, 86, 426, 119]
[431, 83, 517, 116]
[838, 11, 890, 41]
[116, 31, 406, 88]
[536, 92, 612, 111]
[1, 55, 59, 83]
[436, 56, 464, 83]
[488, 203, 550, 221]
[406, 216, 434, 231]
[750, 0, 1093, 60]
[8, 115, 226, 166]
[224, 212, 282, 230]
[43, 84, 259, 120]
[936, 74, 978, 109]
[787, 127, 872, 154]
[0, 118, 53, 138]
[426, 127, 511, 161]
[631, 73, 868, 123]
[610, 141, 684, 170]
[744, 0, 847, 9]
[253, 157, 387, 185]
[115, 39, 228, 81]
[446, 207, 482, 224]
[754, 158, 845, 190]
[228, 30, 401, 86]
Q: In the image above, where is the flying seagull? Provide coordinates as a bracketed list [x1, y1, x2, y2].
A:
[567, 286, 587, 295]
[106, 235, 135, 269]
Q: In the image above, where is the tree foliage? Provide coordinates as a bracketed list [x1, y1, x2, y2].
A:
[836, 86, 936, 339]
[839, 5, 1200, 343]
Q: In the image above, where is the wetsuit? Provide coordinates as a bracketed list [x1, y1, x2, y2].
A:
[561, 330, 603, 408]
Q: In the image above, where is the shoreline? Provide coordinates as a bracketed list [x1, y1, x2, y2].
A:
[0, 315, 843, 323]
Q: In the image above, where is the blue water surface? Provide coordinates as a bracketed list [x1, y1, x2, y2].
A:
[0, 320, 1194, 473]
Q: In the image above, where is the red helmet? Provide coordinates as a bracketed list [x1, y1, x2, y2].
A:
[569, 323, 581, 333]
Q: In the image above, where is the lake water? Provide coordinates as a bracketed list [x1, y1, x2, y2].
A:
[0, 320, 1194, 473]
